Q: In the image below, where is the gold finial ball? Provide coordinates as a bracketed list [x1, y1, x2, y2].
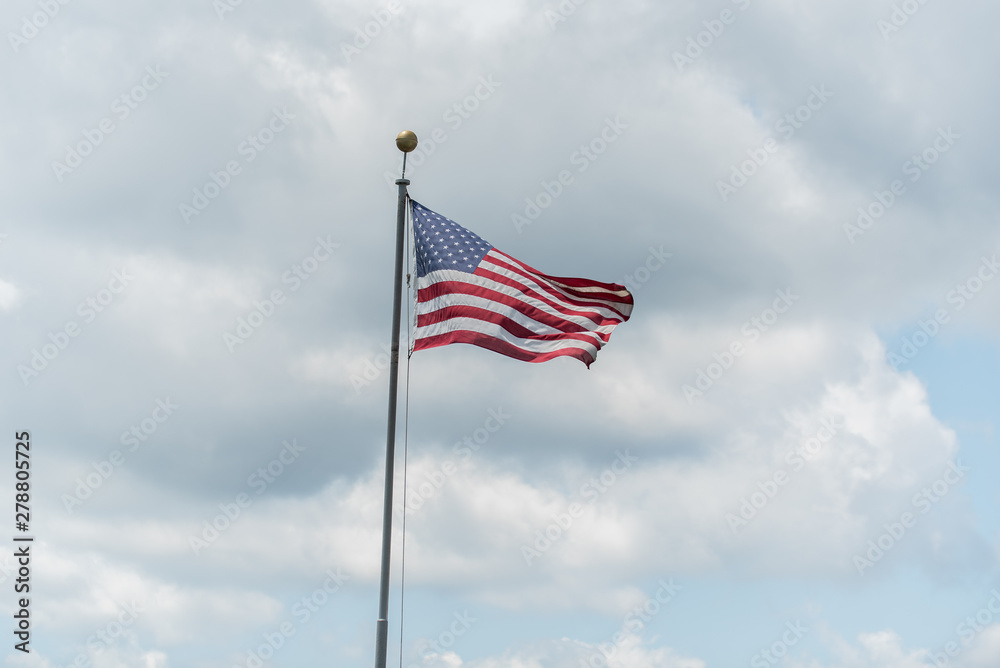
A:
[396, 130, 418, 153]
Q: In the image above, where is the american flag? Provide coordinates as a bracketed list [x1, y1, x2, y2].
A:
[410, 200, 633, 368]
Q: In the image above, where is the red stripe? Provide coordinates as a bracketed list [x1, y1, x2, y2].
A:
[417, 280, 627, 332]
[470, 268, 615, 326]
[414, 330, 597, 368]
[488, 249, 632, 301]
[416, 304, 610, 344]
[491, 249, 634, 307]
[481, 253, 632, 319]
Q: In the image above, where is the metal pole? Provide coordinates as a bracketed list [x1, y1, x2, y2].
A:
[375, 131, 417, 668]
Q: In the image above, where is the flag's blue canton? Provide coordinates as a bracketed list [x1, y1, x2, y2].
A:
[412, 200, 493, 278]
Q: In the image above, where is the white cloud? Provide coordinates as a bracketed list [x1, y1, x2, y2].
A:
[0, 278, 21, 311]
[31, 546, 283, 651]
[42, 323, 975, 621]
[965, 623, 1000, 667]
[419, 633, 704, 668]
[784, 629, 931, 668]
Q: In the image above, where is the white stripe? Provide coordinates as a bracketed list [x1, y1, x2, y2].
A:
[487, 250, 633, 313]
[497, 251, 629, 298]
[417, 291, 618, 339]
[415, 317, 602, 357]
[549, 281, 631, 297]
[478, 259, 627, 321]
[417, 270, 625, 332]
[480, 252, 631, 319]
[423, 266, 626, 323]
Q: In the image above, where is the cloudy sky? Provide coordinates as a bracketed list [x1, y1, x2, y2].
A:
[3, 0, 1000, 666]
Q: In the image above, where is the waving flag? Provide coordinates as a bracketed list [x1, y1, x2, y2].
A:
[410, 200, 633, 367]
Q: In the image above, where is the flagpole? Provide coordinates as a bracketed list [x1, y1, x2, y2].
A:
[375, 130, 418, 668]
